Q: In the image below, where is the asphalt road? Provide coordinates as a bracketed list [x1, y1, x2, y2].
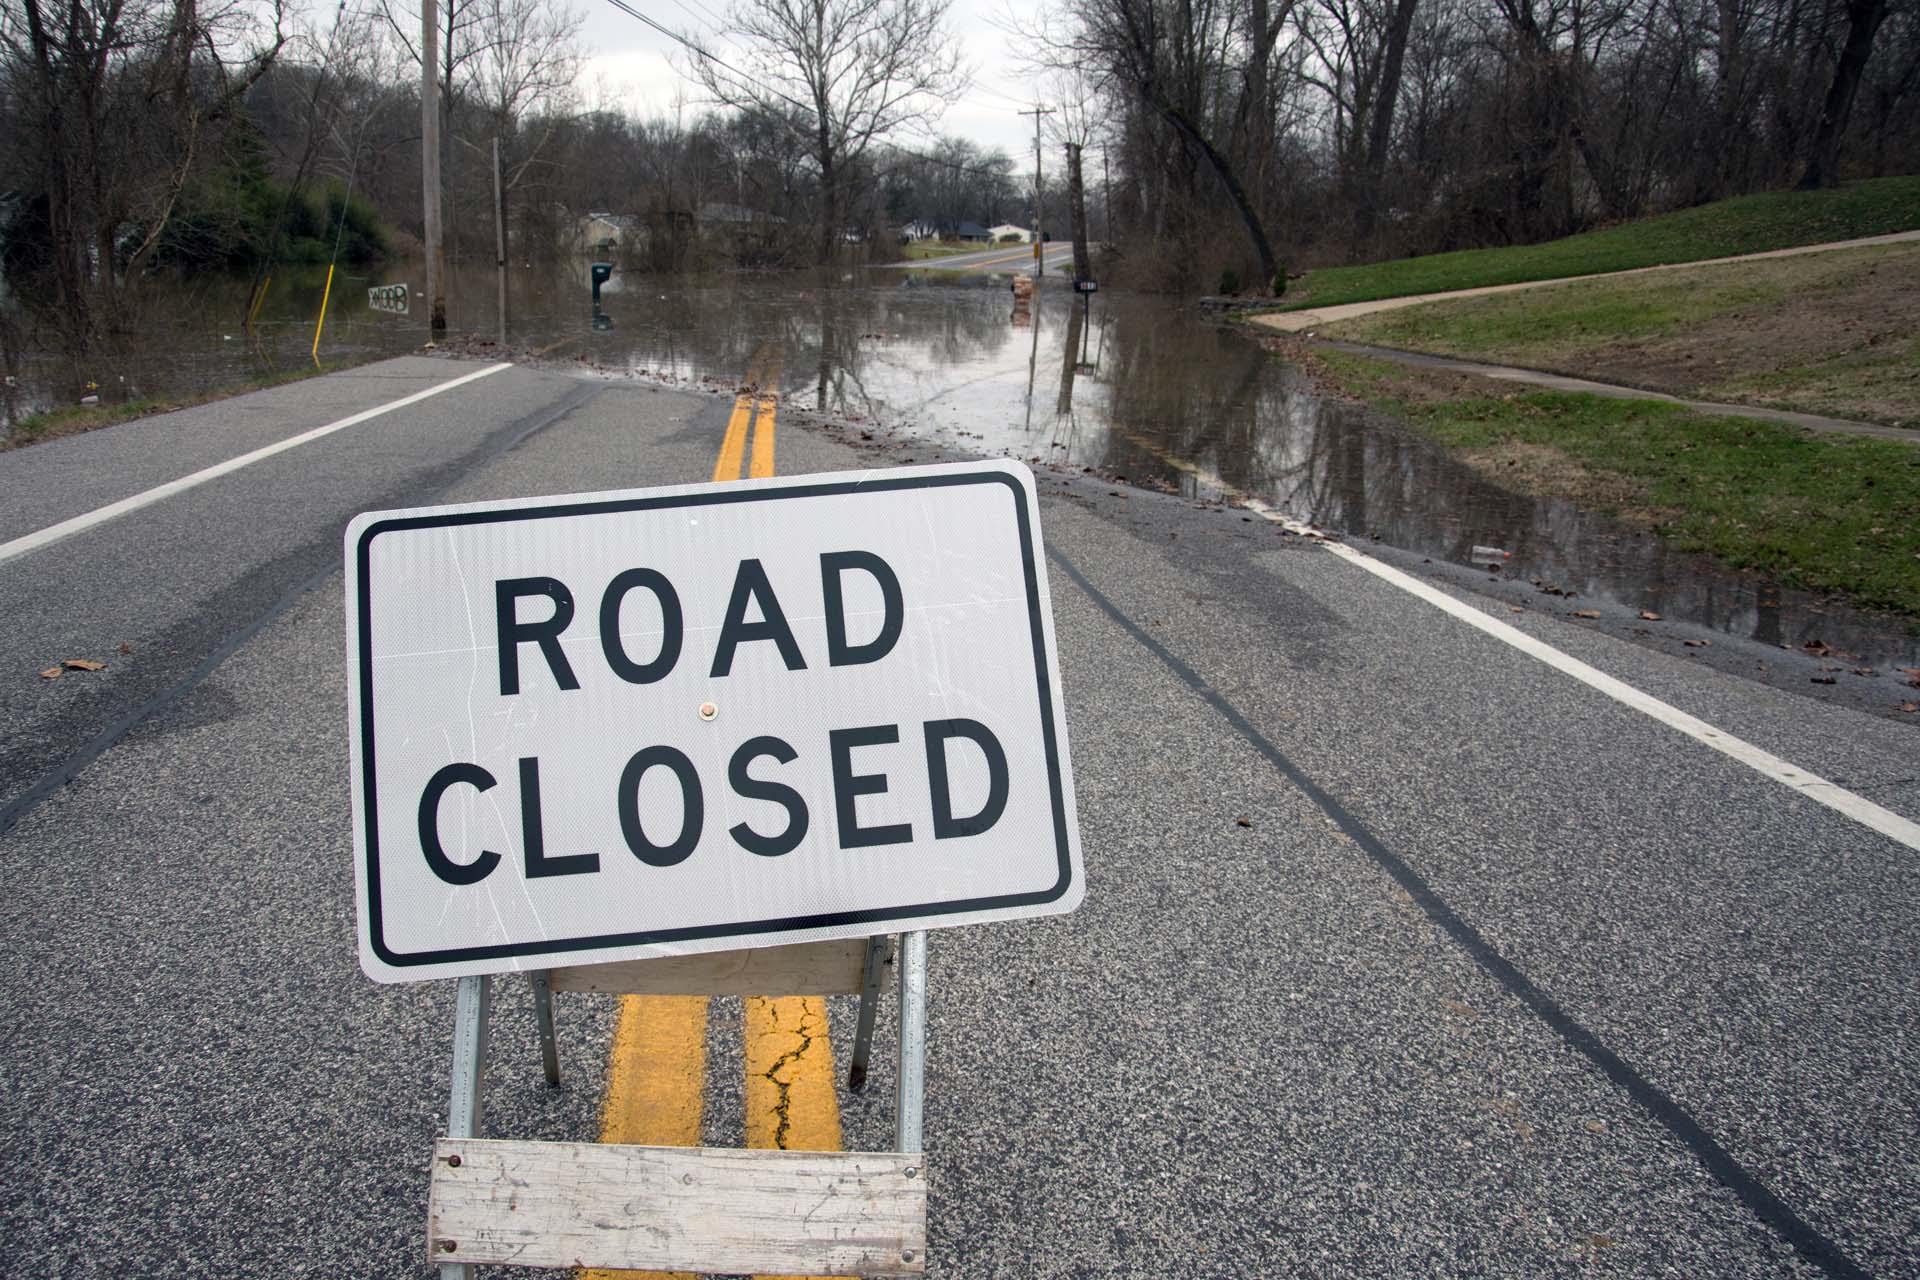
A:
[882, 241, 1081, 274]
[1, 355, 1915, 1278]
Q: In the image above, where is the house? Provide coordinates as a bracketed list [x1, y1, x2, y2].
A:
[579, 212, 642, 253]
[900, 219, 941, 241]
[953, 221, 993, 242]
[989, 223, 1033, 243]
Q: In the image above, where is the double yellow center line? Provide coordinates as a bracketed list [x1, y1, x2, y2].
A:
[588, 350, 846, 1280]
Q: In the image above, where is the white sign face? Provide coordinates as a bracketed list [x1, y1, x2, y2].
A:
[346, 460, 1082, 983]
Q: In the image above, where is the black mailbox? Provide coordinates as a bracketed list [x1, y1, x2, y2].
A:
[590, 261, 613, 304]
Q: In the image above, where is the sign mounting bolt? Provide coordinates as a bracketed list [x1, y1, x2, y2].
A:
[698, 701, 718, 721]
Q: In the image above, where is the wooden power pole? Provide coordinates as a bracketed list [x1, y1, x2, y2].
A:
[421, 0, 447, 335]
[1066, 143, 1091, 282]
[1018, 105, 1055, 277]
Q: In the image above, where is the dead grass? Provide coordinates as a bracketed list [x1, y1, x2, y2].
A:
[3, 356, 379, 452]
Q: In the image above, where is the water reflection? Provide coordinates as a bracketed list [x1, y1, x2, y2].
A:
[5, 263, 1913, 667]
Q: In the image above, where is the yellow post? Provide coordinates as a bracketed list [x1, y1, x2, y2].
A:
[247, 275, 271, 329]
[310, 264, 335, 366]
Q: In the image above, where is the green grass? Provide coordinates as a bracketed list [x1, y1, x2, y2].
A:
[1279, 176, 1920, 311]
[3, 358, 371, 451]
[1321, 242, 1920, 427]
[902, 240, 981, 259]
[1320, 350, 1920, 616]
[1334, 274, 1793, 355]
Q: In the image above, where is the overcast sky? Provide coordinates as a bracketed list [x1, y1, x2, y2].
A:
[575, 0, 1047, 162]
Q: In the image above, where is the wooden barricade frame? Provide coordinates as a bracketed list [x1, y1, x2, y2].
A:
[426, 931, 930, 1278]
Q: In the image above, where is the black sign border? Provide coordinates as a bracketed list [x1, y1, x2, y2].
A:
[355, 469, 1073, 970]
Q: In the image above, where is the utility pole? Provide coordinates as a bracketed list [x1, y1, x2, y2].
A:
[1066, 142, 1090, 282]
[1017, 105, 1055, 277]
[421, 0, 446, 335]
[491, 134, 506, 346]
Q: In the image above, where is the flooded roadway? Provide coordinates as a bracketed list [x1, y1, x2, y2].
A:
[5, 260, 1915, 671]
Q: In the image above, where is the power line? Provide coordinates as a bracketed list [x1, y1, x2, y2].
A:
[602, 0, 1017, 184]
[606, 0, 816, 119]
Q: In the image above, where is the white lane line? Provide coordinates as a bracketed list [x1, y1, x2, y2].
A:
[1107, 426, 1920, 853]
[0, 362, 512, 567]
[1259, 502, 1920, 852]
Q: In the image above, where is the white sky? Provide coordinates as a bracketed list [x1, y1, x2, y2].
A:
[575, 0, 1046, 162]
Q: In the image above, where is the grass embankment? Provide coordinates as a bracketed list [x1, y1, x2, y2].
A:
[1280, 176, 1920, 311]
[902, 240, 982, 260]
[2, 358, 373, 452]
[1325, 242, 1920, 427]
[1315, 348, 1920, 617]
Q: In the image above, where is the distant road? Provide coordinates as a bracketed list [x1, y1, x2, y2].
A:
[878, 240, 1080, 274]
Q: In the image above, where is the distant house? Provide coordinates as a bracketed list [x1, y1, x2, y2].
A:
[953, 221, 993, 242]
[989, 223, 1033, 243]
[579, 212, 642, 253]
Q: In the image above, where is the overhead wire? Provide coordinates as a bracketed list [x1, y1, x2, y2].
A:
[602, 0, 1023, 182]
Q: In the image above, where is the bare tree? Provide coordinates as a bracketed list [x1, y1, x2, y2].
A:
[1032, 0, 1295, 289]
[1798, 0, 1891, 187]
[691, 0, 968, 265]
[3, 0, 285, 339]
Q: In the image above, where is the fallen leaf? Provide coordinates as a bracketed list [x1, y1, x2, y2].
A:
[1638, 610, 1662, 621]
[117, 643, 133, 655]
[1900, 702, 1918, 714]
[39, 666, 62, 680]
[1804, 640, 1832, 656]
[1584, 1119, 1608, 1134]
[1811, 675, 1837, 685]
[1590, 1235, 1616, 1249]
[1852, 667, 1876, 677]
[1684, 638, 1711, 648]
[1443, 999, 1477, 1017]
[1235, 816, 1252, 828]
[1571, 609, 1601, 619]
[1508, 606, 1524, 613]
[62, 659, 106, 672]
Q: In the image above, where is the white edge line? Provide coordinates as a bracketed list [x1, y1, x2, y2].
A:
[1239, 497, 1920, 854]
[0, 361, 513, 566]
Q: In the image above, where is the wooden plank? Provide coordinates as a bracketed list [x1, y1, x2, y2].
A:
[427, 1139, 926, 1276]
[548, 939, 878, 996]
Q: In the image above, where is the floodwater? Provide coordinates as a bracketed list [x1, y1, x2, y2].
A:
[4, 259, 1915, 670]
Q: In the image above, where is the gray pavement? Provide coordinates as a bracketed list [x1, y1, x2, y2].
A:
[1, 355, 1914, 1278]
[881, 241, 1081, 275]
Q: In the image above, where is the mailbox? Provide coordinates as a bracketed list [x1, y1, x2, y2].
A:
[590, 261, 613, 304]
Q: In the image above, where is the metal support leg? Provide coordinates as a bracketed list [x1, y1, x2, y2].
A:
[847, 935, 890, 1092]
[440, 974, 492, 1280]
[531, 970, 559, 1087]
[895, 931, 927, 1155]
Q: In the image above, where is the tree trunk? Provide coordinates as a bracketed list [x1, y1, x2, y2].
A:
[817, 127, 838, 267]
[1153, 96, 1279, 287]
[1798, 0, 1888, 188]
[1354, 0, 1421, 248]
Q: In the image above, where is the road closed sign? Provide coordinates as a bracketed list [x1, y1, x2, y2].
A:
[346, 460, 1083, 982]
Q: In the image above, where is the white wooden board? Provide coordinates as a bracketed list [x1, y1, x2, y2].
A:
[427, 1139, 927, 1275]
